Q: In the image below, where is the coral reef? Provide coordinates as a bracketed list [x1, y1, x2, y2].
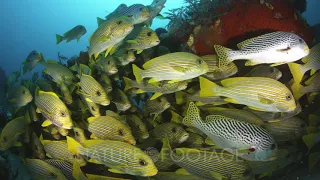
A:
[166, 0, 313, 55]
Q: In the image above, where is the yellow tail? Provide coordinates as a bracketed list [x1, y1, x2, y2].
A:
[72, 161, 87, 180]
[214, 45, 233, 67]
[175, 91, 188, 105]
[123, 77, 133, 91]
[132, 64, 143, 84]
[199, 77, 221, 97]
[66, 136, 83, 155]
[291, 81, 305, 100]
[288, 63, 306, 83]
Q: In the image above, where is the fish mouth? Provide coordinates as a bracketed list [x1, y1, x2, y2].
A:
[304, 46, 310, 54]
[122, 104, 132, 111]
[101, 101, 110, 106]
[141, 134, 150, 139]
[127, 139, 136, 145]
[109, 69, 118, 74]
[143, 169, 158, 176]
[179, 133, 189, 143]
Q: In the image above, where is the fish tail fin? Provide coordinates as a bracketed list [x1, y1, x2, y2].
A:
[302, 133, 320, 151]
[182, 102, 202, 127]
[123, 77, 133, 91]
[56, 34, 64, 44]
[288, 63, 306, 83]
[291, 82, 305, 100]
[66, 136, 83, 155]
[199, 77, 222, 97]
[159, 135, 173, 162]
[214, 45, 234, 67]
[72, 161, 87, 180]
[175, 91, 188, 105]
[132, 64, 143, 84]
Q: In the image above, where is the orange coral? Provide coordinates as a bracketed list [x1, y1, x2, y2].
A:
[192, 0, 313, 55]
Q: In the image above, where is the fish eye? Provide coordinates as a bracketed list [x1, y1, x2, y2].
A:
[117, 21, 122, 25]
[118, 129, 124, 136]
[172, 127, 177, 133]
[139, 159, 147, 166]
[243, 169, 251, 176]
[61, 112, 66, 117]
[197, 59, 202, 64]
[139, 7, 143, 11]
[91, 106, 96, 111]
[96, 91, 101, 96]
[147, 32, 152, 36]
[107, 60, 111, 64]
[2, 137, 7, 142]
[249, 147, 255, 152]
[50, 172, 56, 177]
[298, 38, 304, 43]
[75, 131, 79, 136]
[22, 90, 26, 94]
[270, 144, 276, 150]
[127, 15, 133, 18]
[285, 94, 292, 101]
[33, 52, 37, 55]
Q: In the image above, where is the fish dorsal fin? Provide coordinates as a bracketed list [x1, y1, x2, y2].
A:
[237, 38, 254, 49]
[175, 168, 190, 175]
[47, 60, 58, 64]
[39, 91, 60, 99]
[83, 139, 107, 147]
[87, 117, 98, 123]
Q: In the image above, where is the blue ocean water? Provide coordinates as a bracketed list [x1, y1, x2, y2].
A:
[0, 0, 187, 77]
[0, 0, 319, 76]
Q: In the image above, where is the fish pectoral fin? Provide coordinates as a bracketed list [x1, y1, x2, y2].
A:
[267, 119, 281, 123]
[245, 60, 259, 66]
[248, 106, 265, 111]
[168, 80, 181, 84]
[94, 53, 100, 59]
[85, 98, 94, 103]
[9, 98, 18, 103]
[98, 34, 111, 43]
[136, 49, 143, 54]
[150, 92, 163, 100]
[126, 40, 138, 44]
[205, 137, 215, 146]
[90, 134, 98, 139]
[77, 37, 80, 42]
[172, 66, 189, 73]
[258, 172, 273, 178]
[41, 120, 53, 127]
[270, 62, 285, 67]
[88, 159, 103, 164]
[175, 168, 190, 175]
[195, 101, 206, 106]
[136, 89, 146, 94]
[108, 168, 125, 174]
[14, 141, 22, 147]
[258, 94, 274, 104]
[210, 172, 228, 180]
[224, 98, 239, 104]
[105, 45, 114, 57]
[46, 153, 52, 158]
[148, 78, 160, 84]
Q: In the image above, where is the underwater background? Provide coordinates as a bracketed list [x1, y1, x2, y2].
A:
[1, 0, 320, 180]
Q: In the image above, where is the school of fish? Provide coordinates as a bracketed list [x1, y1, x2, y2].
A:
[1, 0, 320, 180]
